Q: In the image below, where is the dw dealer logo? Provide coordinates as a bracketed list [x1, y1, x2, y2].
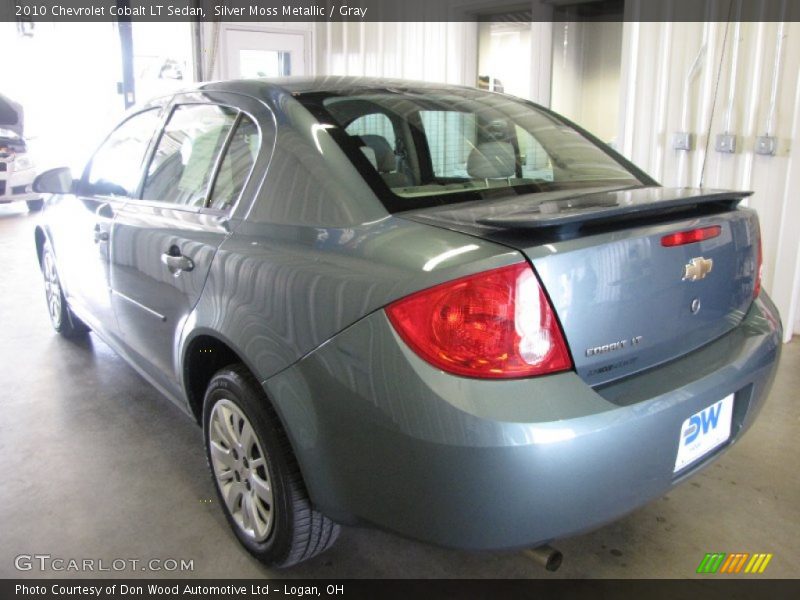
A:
[696, 552, 774, 574]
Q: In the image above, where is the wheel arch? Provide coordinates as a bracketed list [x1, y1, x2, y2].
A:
[180, 329, 335, 513]
[183, 332, 249, 424]
[181, 330, 276, 427]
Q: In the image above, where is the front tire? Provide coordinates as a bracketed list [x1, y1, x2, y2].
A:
[27, 199, 44, 212]
[203, 365, 339, 567]
[41, 241, 89, 337]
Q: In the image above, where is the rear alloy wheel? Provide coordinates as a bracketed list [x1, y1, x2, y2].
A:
[41, 242, 89, 337]
[27, 199, 44, 212]
[203, 365, 339, 567]
[209, 398, 275, 541]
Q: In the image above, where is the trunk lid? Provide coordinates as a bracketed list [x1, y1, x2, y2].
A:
[401, 186, 760, 386]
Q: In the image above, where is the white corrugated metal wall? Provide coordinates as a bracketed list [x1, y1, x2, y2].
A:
[315, 22, 478, 86]
[313, 19, 800, 341]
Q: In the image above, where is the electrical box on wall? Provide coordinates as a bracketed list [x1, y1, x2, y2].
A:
[715, 134, 736, 153]
[673, 132, 693, 151]
[755, 136, 777, 156]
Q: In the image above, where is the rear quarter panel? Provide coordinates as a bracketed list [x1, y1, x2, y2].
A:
[188, 217, 521, 383]
[186, 89, 522, 383]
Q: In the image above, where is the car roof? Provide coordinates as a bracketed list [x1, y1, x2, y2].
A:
[194, 76, 476, 98]
[138, 76, 496, 127]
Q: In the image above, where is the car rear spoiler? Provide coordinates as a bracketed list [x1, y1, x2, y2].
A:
[402, 186, 752, 236]
[474, 189, 751, 230]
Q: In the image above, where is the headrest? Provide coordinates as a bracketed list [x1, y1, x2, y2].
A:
[467, 141, 516, 179]
[360, 134, 395, 173]
[360, 146, 378, 170]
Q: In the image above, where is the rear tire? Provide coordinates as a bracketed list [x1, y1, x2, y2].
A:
[27, 199, 44, 212]
[203, 364, 339, 567]
[41, 241, 89, 337]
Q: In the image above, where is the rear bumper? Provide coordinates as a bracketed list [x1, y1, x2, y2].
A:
[263, 293, 782, 550]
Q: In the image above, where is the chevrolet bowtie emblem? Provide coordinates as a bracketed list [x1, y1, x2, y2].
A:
[683, 257, 713, 281]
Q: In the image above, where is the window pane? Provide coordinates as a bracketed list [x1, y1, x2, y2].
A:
[142, 104, 237, 206]
[516, 125, 553, 182]
[319, 91, 639, 207]
[87, 109, 160, 197]
[132, 23, 193, 102]
[550, 17, 623, 144]
[345, 113, 395, 148]
[208, 115, 260, 211]
[420, 111, 476, 178]
[477, 21, 531, 98]
[238, 49, 290, 78]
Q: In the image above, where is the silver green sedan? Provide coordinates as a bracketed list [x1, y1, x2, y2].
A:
[33, 77, 781, 567]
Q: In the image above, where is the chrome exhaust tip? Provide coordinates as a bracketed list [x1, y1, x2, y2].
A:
[523, 544, 563, 572]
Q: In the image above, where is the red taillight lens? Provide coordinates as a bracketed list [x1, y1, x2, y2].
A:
[385, 262, 572, 379]
[661, 225, 722, 247]
[754, 233, 763, 298]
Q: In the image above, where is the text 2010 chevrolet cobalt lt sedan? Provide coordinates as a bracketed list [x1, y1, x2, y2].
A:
[33, 77, 781, 567]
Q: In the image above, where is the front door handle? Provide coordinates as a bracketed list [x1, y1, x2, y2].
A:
[93, 225, 109, 243]
[161, 246, 194, 274]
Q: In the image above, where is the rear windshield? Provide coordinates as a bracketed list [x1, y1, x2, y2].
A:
[298, 88, 644, 212]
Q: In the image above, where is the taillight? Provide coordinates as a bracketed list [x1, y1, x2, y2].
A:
[754, 233, 763, 298]
[385, 262, 572, 379]
[661, 225, 721, 247]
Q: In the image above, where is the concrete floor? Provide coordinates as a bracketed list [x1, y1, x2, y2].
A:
[1, 202, 798, 579]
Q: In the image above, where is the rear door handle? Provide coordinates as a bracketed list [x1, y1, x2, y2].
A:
[161, 246, 194, 274]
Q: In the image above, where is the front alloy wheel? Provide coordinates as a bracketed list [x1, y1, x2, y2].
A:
[40, 242, 89, 337]
[43, 248, 63, 329]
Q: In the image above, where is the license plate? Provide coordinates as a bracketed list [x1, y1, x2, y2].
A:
[674, 394, 734, 472]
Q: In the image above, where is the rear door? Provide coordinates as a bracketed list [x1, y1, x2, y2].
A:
[109, 93, 264, 396]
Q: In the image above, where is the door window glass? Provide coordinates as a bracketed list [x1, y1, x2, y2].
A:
[85, 109, 160, 197]
[142, 104, 237, 206]
[208, 115, 260, 211]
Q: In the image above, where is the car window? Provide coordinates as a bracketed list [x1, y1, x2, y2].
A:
[516, 125, 553, 182]
[208, 114, 260, 211]
[345, 113, 395, 148]
[85, 109, 160, 197]
[420, 111, 477, 178]
[316, 92, 641, 211]
[141, 104, 237, 206]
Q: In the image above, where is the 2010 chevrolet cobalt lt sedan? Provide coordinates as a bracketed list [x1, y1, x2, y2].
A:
[33, 77, 781, 567]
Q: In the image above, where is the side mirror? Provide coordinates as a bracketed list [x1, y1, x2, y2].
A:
[33, 167, 74, 194]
